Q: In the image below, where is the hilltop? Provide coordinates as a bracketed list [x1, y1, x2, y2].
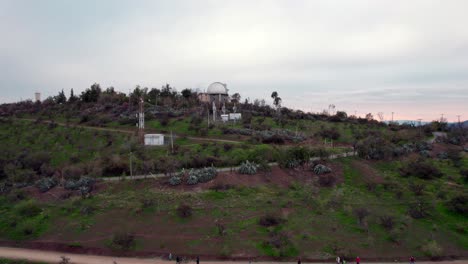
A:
[0, 84, 467, 261]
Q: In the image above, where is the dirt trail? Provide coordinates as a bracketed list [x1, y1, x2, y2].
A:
[0, 247, 466, 264]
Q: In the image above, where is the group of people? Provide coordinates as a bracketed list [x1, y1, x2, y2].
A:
[334, 256, 360, 264]
[168, 253, 415, 264]
[333, 256, 415, 264]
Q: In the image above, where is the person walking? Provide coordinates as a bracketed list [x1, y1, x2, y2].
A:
[410, 256, 415, 264]
[356, 256, 360, 264]
[297, 258, 301, 264]
[176, 256, 180, 264]
[336, 256, 341, 264]
[196, 256, 200, 264]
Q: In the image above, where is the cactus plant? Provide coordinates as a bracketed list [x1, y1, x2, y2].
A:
[437, 152, 448, 159]
[285, 159, 300, 169]
[238, 160, 259, 175]
[186, 167, 217, 185]
[187, 174, 199, 185]
[169, 176, 182, 186]
[64, 176, 95, 190]
[419, 150, 431, 158]
[313, 164, 332, 175]
[35, 177, 57, 193]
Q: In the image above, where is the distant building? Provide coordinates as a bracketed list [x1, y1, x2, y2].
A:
[144, 134, 164, 146]
[198, 82, 230, 107]
[35, 92, 41, 102]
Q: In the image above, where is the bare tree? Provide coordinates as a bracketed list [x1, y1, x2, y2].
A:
[377, 112, 384, 122]
[328, 104, 336, 116]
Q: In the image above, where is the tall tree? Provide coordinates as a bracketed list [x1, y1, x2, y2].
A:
[181, 88, 192, 99]
[54, 89, 66, 104]
[231, 93, 241, 104]
[68, 88, 78, 103]
[271, 91, 282, 110]
[81, 83, 102, 103]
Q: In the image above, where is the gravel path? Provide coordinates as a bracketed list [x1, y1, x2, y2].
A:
[0, 247, 466, 264]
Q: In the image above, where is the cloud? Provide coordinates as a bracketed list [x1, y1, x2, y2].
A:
[0, 0, 467, 121]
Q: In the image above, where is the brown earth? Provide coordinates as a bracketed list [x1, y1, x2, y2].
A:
[21, 163, 344, 203]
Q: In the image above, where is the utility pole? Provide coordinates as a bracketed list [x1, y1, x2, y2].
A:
[137, 97, 145, 144]
[391, 112, 394, 122]
[129, 152, 133, 178]
[417, 118, 422, 138]
[170, 130, 174, 153]
[440, 113, 444, 122]
[457, 115, 461, 124]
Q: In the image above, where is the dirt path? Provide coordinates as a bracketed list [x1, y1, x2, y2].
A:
[15, 118, 242, 144]
[101, 152, 356, 181]
[0, 247, 465, 264]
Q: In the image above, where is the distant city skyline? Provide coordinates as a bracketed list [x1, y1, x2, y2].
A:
[1, 0, 467, 122]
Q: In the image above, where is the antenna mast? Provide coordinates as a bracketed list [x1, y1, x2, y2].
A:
[137, 97, 145, 144]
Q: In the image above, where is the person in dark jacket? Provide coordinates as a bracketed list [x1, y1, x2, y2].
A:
[410, 256, 415, 264]
[196, 256, 200, 264]
[297, 258, 301, 264]
[176, 256, 180, 264]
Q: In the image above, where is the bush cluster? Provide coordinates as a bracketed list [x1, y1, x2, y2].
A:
[186, 167, 217, 185]
[238, 160, 259, 175]
[399, 159, 443, 179]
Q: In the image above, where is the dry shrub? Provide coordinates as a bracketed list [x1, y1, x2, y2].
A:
[258, 214, 285, 227]
[318, 174, 336, 187]
[111, 232, 135, 250]
[176, 204, 193, 218]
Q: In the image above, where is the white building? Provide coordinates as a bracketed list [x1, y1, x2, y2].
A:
[197, 82, 230, 107]
[144, 134, 164, 146]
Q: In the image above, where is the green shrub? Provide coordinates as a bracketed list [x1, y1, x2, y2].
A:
[379, 215, 395, 230]
[15, 200, 42, 218]
[446, 193, 468, 214]
[421, 240, 442, 259]
[399, 158, 442, 179]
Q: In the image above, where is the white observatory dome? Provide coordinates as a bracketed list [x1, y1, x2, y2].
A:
[207, 82, 228, 95]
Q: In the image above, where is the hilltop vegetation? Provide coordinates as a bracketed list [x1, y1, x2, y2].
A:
[0, 83, 467, 261]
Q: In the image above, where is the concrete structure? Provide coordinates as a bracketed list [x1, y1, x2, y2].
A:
[144, 134, 164, 146]
[221, 114, 229, 122]
[229, 113, 242, 121]
[35, 92, 41, 102]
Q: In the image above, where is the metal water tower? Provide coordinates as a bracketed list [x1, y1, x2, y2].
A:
[35, 92, 41, 102]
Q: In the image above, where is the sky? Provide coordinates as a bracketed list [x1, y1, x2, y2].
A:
[1, 0, 467, 122]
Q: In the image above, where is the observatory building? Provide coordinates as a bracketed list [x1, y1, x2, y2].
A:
[198, 82, 229, 107]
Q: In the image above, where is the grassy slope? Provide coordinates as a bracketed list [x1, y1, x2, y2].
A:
[0, 120, 352, 177]
[0, 156, 466, 259]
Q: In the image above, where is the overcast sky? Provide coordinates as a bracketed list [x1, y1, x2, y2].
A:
[1, 0, 467, 122]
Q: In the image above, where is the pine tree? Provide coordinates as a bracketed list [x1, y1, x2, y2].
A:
[68, 88, 78, 103]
